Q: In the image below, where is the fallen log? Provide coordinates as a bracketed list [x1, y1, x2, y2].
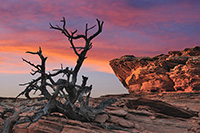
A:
[2, 108, 20, 133]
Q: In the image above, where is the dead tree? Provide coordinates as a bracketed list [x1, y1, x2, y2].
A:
[15, 18, 117, 127]
[2, 108, 20, 133]
[49, 17, 104, 103]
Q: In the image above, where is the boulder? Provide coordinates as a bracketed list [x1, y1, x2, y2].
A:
[110, 46, 200, 92]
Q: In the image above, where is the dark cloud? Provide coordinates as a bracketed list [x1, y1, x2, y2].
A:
[125, 0, 200, 9]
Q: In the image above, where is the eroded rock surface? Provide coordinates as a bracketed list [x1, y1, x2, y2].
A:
[110, 46, 200, 93]
[1, 92, 200, 133]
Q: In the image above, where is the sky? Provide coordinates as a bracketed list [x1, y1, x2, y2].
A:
[0, 0, 200, 97]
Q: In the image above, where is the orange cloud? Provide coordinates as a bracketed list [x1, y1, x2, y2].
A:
[0, 43, 114, 74]
[0, 0, 200, 75]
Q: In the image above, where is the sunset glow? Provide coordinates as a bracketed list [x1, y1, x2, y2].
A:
[0, 0, 200, 97]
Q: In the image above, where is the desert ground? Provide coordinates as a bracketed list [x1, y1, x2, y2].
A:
[1, 92, 200, 133]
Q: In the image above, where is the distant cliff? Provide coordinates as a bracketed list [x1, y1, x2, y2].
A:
[110, 46, 200, 93]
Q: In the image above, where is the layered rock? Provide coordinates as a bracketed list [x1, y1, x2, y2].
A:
[110, 46, 200, 93]
[1, 92, 200, 133]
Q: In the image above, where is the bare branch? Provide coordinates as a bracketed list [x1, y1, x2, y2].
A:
[51, 66, 71, 77]
[85, 24, 88, 37]
[89, 19, 104, 41]
[30, 69, 40, 75]
[85, 23, 96, 37]
[22, 58, 40, 71]
[17, 82, 39, 99]
[88, 24, 96, 31]
[19, 77, 41, 86]
[71, 29, 78, 35]
[49, 23, 62, 31]
[69, 38, 80, 56]
[70, 47, 85, 51]
[26, 47, 47, 63]
[60, 17, 70, 36]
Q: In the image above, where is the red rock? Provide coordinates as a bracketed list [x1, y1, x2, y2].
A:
[109, 115, 135, 128]
[134, 123, 141, 130]
[169, 56, 200, 91]
[128, 84, 141, 92]
[60, 118, 87, 128]
[108, 115, 121, 124]
[150, 116, 156, 120]
[107, 109, 128, 116]
[1, 93, 200, 133]
[110, 46, 200, 93]
[61, 125, 96, 133]
[119, 120, 135, 128]
[94, 114, 108, 123]
[14, 119, 64, 133]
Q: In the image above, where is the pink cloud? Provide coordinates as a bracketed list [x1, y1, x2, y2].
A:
[0, 0, 200, 75]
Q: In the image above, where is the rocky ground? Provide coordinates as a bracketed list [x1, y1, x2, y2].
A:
[1, 92, 200, 133]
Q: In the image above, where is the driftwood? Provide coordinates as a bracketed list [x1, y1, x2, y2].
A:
[12, 17, 116, 129]
[2, 108, 20, 133]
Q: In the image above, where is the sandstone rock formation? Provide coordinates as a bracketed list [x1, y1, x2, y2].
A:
[1, 92, 200, 133]
[110, 46, 200, 93]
